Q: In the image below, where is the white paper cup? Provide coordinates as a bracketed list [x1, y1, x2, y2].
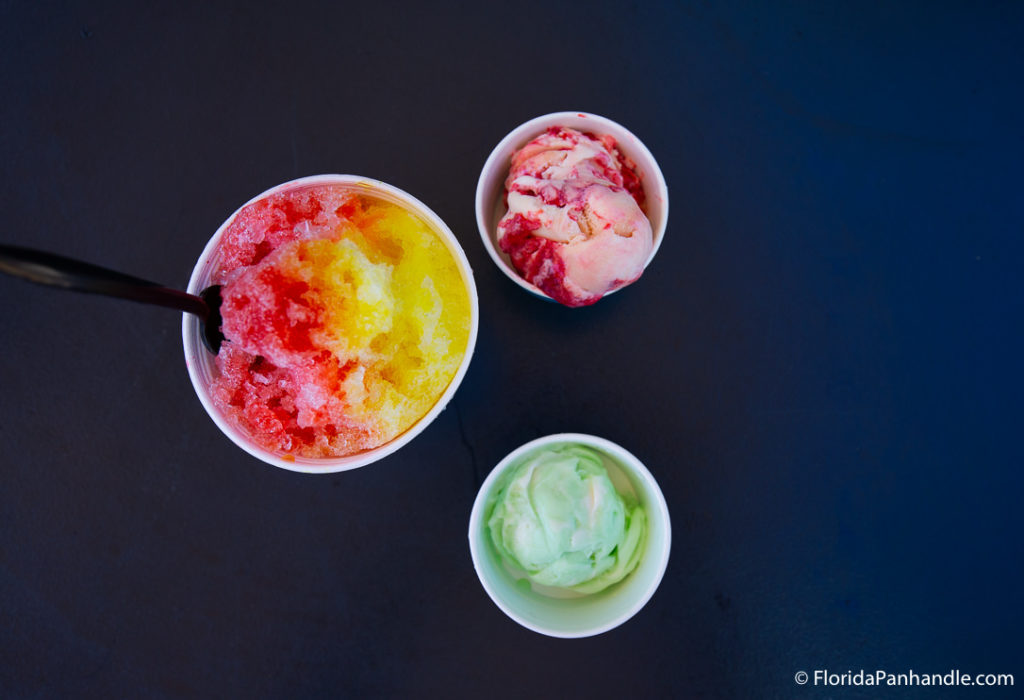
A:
[182, 175, 479, 473]
[475, 111, 669, 303]
[469, 433, 671, 637]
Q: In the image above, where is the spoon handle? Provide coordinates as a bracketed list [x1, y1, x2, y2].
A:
[0, 244, 209, 320]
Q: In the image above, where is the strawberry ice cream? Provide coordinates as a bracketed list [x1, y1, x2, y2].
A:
[496, 126, 653, 307]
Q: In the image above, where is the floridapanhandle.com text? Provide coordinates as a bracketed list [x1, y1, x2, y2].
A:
[793, 669, 1014, 688]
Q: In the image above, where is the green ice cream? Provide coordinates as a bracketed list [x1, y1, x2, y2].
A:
[487, 444, 646, 594]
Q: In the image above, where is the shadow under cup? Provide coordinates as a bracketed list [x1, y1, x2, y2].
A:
[182, 175, 479, 473]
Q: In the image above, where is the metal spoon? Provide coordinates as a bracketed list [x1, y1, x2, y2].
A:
[0, 244, 224, 354]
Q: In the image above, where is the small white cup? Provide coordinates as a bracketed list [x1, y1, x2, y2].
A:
[469, 433, 671, 637]
[475, 111, 669, 303]
[182, 175, 479, 473]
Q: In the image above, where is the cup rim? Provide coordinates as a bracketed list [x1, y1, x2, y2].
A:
[182, 174, 479, 473]
[474, 111, 669, 304]
[468, 432, 672, 637]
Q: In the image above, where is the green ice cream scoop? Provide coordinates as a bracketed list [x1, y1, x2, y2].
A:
[487, 444, 646, 594]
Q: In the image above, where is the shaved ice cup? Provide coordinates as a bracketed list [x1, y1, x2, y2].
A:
[183, 175, 479, 473]
[475, 111, 669, 304]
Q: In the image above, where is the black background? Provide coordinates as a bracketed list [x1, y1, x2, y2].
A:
[3, 2, 1022, 697]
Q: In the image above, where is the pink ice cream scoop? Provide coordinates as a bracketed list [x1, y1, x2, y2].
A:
[496, 126, 653, 307]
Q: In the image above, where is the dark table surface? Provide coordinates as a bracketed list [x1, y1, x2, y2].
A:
[3, 2, 1022, 698]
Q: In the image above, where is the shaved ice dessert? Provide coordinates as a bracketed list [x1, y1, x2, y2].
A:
[208, 182, 472, 459]
[497, 126, 653, 307]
